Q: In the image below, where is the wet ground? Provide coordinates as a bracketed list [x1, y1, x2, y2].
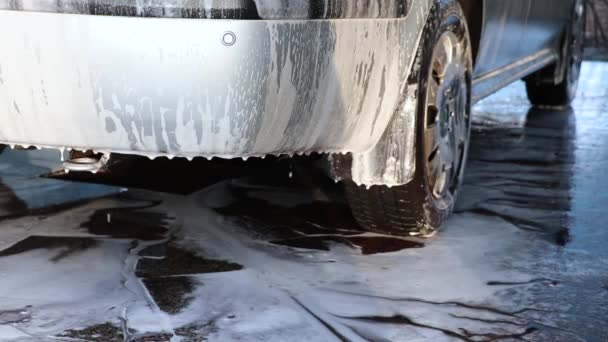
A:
[0, 62, 607, 341]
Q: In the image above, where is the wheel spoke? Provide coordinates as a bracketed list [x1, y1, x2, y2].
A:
[425, 125, 439, 160]
[427, 104, 439, 127]
[434, 40, 453, 79]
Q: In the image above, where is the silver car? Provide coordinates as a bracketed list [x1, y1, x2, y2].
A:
[0, 0, 585, 235]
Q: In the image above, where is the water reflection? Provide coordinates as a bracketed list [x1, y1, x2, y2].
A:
[457, 106, 576, 246]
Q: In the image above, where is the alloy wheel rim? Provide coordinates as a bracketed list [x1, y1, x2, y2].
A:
[424, 31, 470, 199]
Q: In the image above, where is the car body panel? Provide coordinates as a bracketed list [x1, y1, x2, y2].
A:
[475, 0, 534, 77]
[0, 0, 576, 186]
[475, 0, 572, 78]
[0, 0, 410, 19]
[0, 3, 429, 166]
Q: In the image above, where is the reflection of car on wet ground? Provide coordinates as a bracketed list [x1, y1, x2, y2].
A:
[0, 0, 585, 235]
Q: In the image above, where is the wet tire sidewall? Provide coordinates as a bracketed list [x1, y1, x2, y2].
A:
[410, 0, 473, 230]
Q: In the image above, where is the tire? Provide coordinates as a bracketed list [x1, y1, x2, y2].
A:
[525, 0, 585, 107]
[344, 0, 473, 237]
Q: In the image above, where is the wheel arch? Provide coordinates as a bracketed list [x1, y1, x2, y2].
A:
[328, 0, 476, 188]
[457, 0, 484, 67]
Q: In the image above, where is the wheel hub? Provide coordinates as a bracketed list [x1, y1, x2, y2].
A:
[424, 32, 469, 199]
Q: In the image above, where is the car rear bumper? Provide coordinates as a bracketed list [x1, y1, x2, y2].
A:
[0, 0, 411, 19]
[0, 7, 426, 161]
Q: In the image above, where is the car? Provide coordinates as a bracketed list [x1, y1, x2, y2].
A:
[0, 0, 585, 236]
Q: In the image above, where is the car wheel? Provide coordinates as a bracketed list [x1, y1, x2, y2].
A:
[343, 0, 473, 237]
[526, 0, 585, 107]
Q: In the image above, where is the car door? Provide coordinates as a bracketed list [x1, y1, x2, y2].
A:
[474, 0, 574, 79]
[522, 0, 574, 57]
[474, 0, 533, 78]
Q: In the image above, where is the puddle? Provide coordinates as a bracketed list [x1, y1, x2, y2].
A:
[0, 188, 104, 222]
[138, 243, 166, 258]
[0, 307, 31, 324]
[458, 107, 575, 245]
[486, 278, 559, 286]
[80, 200, 173, 241]
[57, 320, 174, 342]
[216, 182, 363, 246]
[0, 182, 27, 215]
[271, 236, 423, 255]
[219, 179, 425, 254]
[142, 276, 195, 314]
[130, 333, 173, 342]
[218, 197, 361, 237]
[336, 314, 537, 341]
[174, 323, 217, 341]
[136, 244, 242, 277]
[346, 236, 424, 255]
[270, 236, 348, 252]
[57, 322, 123, 342]
[0, 236, 98, 262]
